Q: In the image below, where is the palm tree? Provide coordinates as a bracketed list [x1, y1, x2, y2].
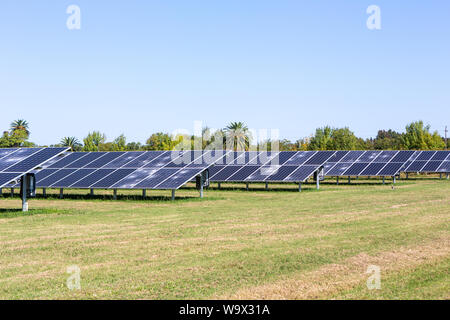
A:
[224, 122, 251, 151]
[10, 119, 30, 136]
[60, 137, 81, 151]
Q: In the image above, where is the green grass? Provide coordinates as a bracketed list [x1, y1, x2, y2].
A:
[0, 178, 448, 299]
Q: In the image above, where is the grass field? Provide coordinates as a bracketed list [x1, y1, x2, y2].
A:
[0, 177, 448, 299]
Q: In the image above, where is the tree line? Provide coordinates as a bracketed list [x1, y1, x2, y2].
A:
[0, 119, 447, 151]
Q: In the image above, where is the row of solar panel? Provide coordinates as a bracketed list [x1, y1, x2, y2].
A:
[0, 148, 68, 188]
[1, 149, 449, 190]
[29, 150, 230, 190]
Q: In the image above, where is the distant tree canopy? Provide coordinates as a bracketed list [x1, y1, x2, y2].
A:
[0, 119, 447, 151]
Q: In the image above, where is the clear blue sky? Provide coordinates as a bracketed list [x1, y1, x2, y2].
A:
[1, 1, 449, 145]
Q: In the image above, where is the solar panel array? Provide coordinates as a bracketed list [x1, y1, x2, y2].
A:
[2, 149, 448, 192]
[323, 150, 416, 177]
[402, 151, 450, 173]
[209, 151, 336, 182]
[31, 150, 225, 190]
[0, 148, 68, 188]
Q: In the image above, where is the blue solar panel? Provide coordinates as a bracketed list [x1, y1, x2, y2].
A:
[245, 166, 280, 181]
[0, 173, 20, 187]
[416, 151, 436, 161]
[284, 151, 315, 165]
[304, 151, 335, 165]
[430, 151, 449, 161]
[421, 161, 444, 172]
[49, 152, 88, 168]
[50, 169, 97, 188]
[227, 166, 260, 181]
[124, 151, 166, 168]
[110, 168, 159, 189]
[4, 148, 67, 172]
[90, 169, 136, 188]
[343, 162, 370, 176]
[373, 151, 397, 163]
[359, 163, 386, 176]
[325, 151, 349, 163]
[70, 169, 116, 188]
[134, 168, 179, 188]
[37, 169, 78, 187]
[377, 162, 404, 176]
[340, 151, 364, 162]
[87, 152, 125, 168]
[437, 161, 450, 172]
[103, 152, 146, 168]
[156, 168, 204, 189]
[390, 151, 415, 163]
[284, 165, 317, 182]
[209, 166, 239, 181]
[356, 151, 381, 162]
[68, 153, 107, 168]
[326, 163, 353, 176]
[405, 160, 427, 172]
[265, 166, 298, 181]
[0, 148, 41, 171]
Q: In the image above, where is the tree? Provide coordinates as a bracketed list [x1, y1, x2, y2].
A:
[60, 137, 82, 151]
[112, 134, 127, 151]
[224, 122, 251, 151]
[308, 126, 333, 150]
[145, 133, 174, 150]
[0, 129, 31, 147]
[373, 130, 403, 150]
[10, 119, 30, 137]
[402, 121, 445, 150]
[328, 127, 358, 150]
[83, 131, 106, 151]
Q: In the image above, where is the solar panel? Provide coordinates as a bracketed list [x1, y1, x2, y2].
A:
[402, 151, 450, 173]
[0, 148, 68, 188]
[33, 150, 224, 190]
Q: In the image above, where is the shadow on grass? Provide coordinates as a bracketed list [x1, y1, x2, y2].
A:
[0, 208, 80, 219]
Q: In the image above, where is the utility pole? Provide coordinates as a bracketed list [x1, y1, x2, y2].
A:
[445, 126, 448, 150]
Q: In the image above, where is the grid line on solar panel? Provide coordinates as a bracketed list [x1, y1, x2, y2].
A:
[4, 148, 69, 173]
[151, 151, 214, 188]
[0, 148, 43, 172]
[437, 161, 450, 172]
[227, 152, 281, 182]
[284, 165, 318, 182]
[49, 152, 89, 169]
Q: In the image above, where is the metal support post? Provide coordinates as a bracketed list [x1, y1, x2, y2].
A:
[142, 189, 146, 197]
[113, 189, 117, 200]
[171, 189, 175, 201]
[299, 183, 302, 192]
[21, 176, 28, 212]
[43, 188, 46, 197]
[59, 188, 64, 199]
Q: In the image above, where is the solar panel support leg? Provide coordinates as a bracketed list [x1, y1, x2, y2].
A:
[142, 189, 146, 198]
[265, 182, 268, 190]
[382, 177, 385, 185]
[90, 189, 94, 196]
[218, 182, 221, 190]
[246, 183, 249, 191]
[393, 176, 396, 184]
[439, 173, 442, 180]
[171, 189, 175, 201]
[447, 174, 449, 180]
[348, 176, 350, 184]
[0, 188, 2, 197]
[406, 173, 409, 180]
[113, 189, 117, 200]
[59, 188, 63, 199]
[21, 176, 28, 212]
[43, 188, 46, 197]
[316, 177, 320, 190]
[11, 188, 14, 197]
[336, 177, 339, 185]
[299, 183, 302, 192]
